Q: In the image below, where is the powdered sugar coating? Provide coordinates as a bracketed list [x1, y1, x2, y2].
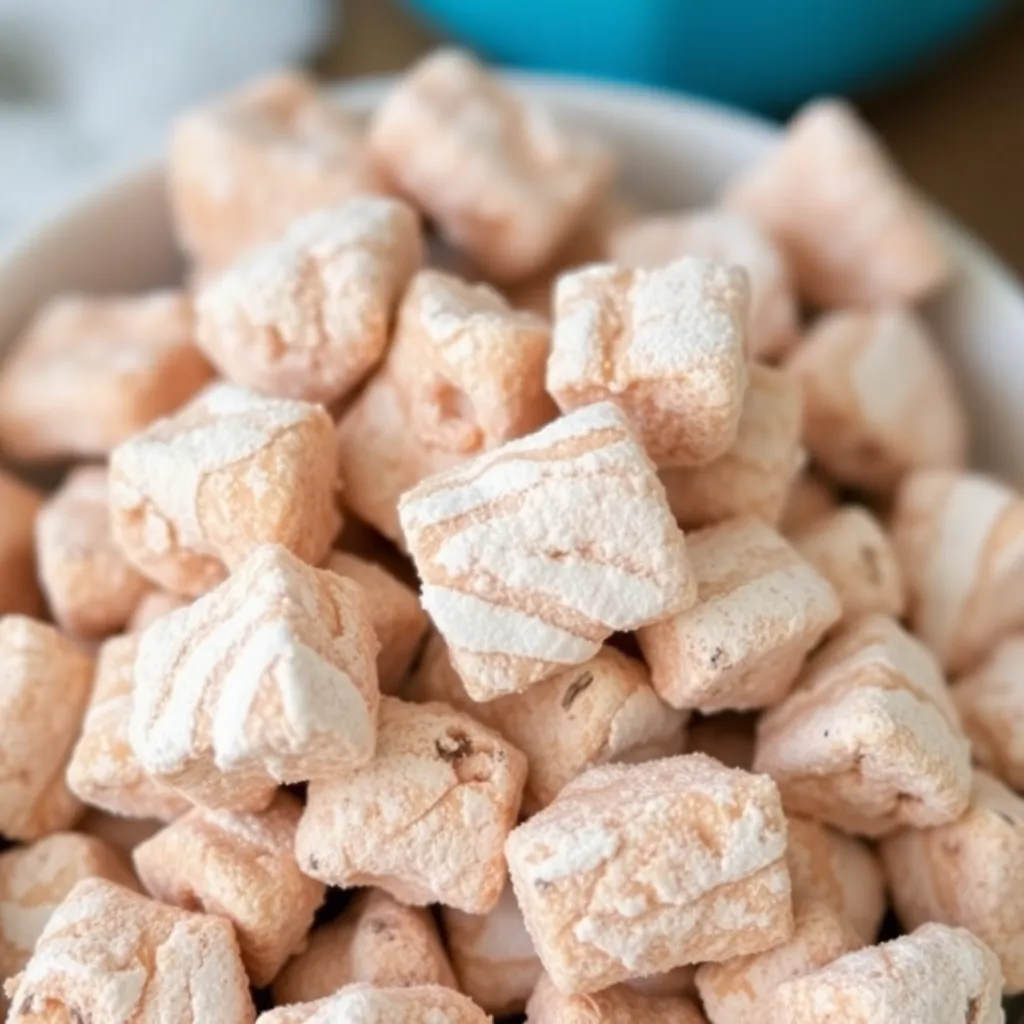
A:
[256, 983, 489, 1024]
[526, 971, 708, 1023]
[127, 590, 189, 633]
[0, 472, 43, 618]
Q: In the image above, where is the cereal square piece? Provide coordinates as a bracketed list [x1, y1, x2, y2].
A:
[506, 755, 793, 994]
[325, 551, 428, 695]
[110, 382, 341, 597]
[779, 472, 837, 537]
[408, 639, 687, 814]
[130, 544, 379, 810]
[526, 972, 708, 1024]
[0, 617, 93, 840]
[787, 308, 966, 494]
[398, 402, 696, 701]
[170, 71, 384, 269]
[0, 833, 137, 982]
[685, 713, 756, 771]
[36, 466, 152, 638]
[296, 698, 526, 912]
[727, 99, 950, 308]
[67, 634, 192, 822]
[133, 793, 324, 986]
[369, 49, 612, 282]
[256, 983, 488, 1024]
[0, 472, 43, 617]
[767, 924, 1003, 1024]
[891, 470, 1024, 675]
[611, 207, 798, 360]
[638, 518, 840, 712]
[753, 614, 972, 836]
[273, 888, 455, 1005]
[659, 364, 804, 530]
[882, 769, 1024, 993]
[127, 590, 189, 633]
[196, 199, 422, 403]
[548, 258, 749, 467]
[4, 878, 254, 1023]
[0, 292, 212, 462]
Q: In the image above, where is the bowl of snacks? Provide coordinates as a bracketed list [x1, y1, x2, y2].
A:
[1, 46, 1024, 1023]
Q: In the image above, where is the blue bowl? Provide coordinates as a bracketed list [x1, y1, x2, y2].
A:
[403, 0, 1001, 112]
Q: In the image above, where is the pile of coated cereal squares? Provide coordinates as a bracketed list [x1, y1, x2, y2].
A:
[0, 47, 1021, 1024]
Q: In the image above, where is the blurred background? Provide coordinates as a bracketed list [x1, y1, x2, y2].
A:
[1, 0, 1022, 271]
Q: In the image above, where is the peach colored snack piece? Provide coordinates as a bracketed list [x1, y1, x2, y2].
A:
[133, 793, 324, 987]
[882, 769, 1024, 993]
[766, 923, 1003, 1024]
[0, 292, 212, 461]
[0, 471, 43, 618]
[0, 834, 137, 982]
[753, 614, 972, 837]
[66, 634, 192, 822]
[952, 636, 1024, 790]
[369, 49, 612, 282]
[272, 888, 456, 1006]
[548, 258, 749, 468]
[127, 590, 189, 632]
[5, 878, 254, 1023]
[0, 617, 93, 841]
[891, 469, 1024, 676]
[526, 971, 708, 1023]
[195, 198, 422, 403]
[792, 506, 905, 627]
[35, 466, 152, 638]
[78, 812, 165, 860]
[638, 517, 840, 713]
[296, 698, 526, 912]
[407, 639, 687, 813]
[685, 713, 756, 771]
[779, 472, 837, 537]
[170, 70, 384, 269]
[398, 402, 696, 701]
[786, 308, 966, 494]
[611, 207, 798, 360]
[130, 543, 379, 811]
[659, 364, 804, 530]
[506, 755, 793, 995]
[109, 382, 341, 597]
[442, 882, 542, 1016]
[255, 983, 489, 1024]
[727, 98, 950, 308]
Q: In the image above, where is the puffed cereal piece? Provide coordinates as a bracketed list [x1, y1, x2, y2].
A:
[66, 635, 192, 821]
[0, 471, 43, 617]
[754, 614, 972, 837]
[324, 551, 427, 695]
[637, 517, 840, 712]
[0, 617, 93, 840]
[272, 888, 456, 1005]
[398, 402, 696, 701]
[35, 466, 152, 638]
[891, 469, 1024, 675]
[133, 793, 324, 986]
[526, 971, 708, 1024]
[0, 833, 137, 982]
[952, 636, 1024, 789]
[170, 71, 384, 269]
[256, 983, 489, 1024]
[659, 365, 804, 529]
[110, 382, 341, 597]
[792, 506, 905, 627]
[127, 589, 189, 632]
[547, 258, 749, 468]
[369, 49, 612, 282]
[506, 755, 793, 994]
[685, 713, 756, 771]
[5, 878, 254, 1022]
[611, 207, 798, 360]
[882, 769, 1024, 992]
[779, 472, 837, 537]
[407, 638, 687, 813]
[786, 308, 966, 494]
[767, 923, 1003, 1024]
[442, 881, 542, 1016]
[727, 99, 950, 308]
[78, 811, 164, 860]
[0, 292, 212, 461]
[195, 199, 421, 403]
[131, 544, 379, 811]
[297, 698, 526, 912]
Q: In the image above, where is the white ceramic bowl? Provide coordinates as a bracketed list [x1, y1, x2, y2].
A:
[2, 75, 1024, 485]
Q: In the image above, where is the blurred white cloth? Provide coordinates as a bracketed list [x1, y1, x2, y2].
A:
[0, 0, 335, 248]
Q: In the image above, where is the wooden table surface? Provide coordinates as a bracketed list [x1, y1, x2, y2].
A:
[322, 0, 1024, 278]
